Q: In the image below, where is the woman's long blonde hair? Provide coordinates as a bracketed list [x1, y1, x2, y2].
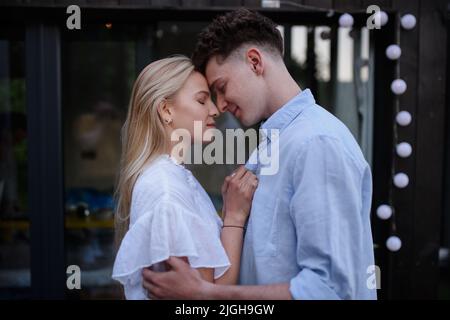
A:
[114, 55, 195, 248]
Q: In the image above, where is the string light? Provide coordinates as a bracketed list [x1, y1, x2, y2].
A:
[339, 13, 354, 28]
[378, 10, 417, 253]
[386, 236, 402, 252]
[401, 14, 417, 30]
[377, 205, 393, 220]
[391, 79, 407, 95]
[393, 173, 409, 188]
[378, 11, 389, 26]
[383, 13, 415, 254]
[396, 111, 412, 126]
[396, 142, 412, 158]
[386, 44, 402, 60]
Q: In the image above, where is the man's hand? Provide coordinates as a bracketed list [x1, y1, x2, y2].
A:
[142, 257, 212, 299]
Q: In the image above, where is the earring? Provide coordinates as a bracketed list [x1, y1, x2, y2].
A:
[165, 118, 172, 124]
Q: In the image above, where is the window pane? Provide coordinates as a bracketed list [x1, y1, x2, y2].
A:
[0, 26, 30, 298]
[62, 24, 136, 299]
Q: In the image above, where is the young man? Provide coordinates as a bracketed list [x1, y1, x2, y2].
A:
[142, 8, 377, 300]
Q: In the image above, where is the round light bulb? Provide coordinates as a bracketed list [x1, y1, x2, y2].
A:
[377, 204, 393, 220]
[396, 142, 412, 158]
[396, 111, 412, 126]
[401, 14, 417, 30]
[339, 13, 354, 28]
[386, 44, 402, 60]
[391, 79, 407, 95]
[386, 236, 402, 252]
[394, 173, 409, 188]
[375, 11, 389, 27]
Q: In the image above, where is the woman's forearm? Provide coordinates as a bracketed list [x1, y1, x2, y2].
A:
[215, 214, 246, 285]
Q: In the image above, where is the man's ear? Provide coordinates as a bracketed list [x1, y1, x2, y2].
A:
[246, 48, 264, 76]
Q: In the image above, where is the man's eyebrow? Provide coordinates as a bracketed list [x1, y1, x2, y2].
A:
[209, 78, 220, 92]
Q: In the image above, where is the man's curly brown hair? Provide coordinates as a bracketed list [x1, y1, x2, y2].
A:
[192, 8, 284, 73]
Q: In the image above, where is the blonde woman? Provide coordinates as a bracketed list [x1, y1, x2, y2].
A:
[112, 56, 258, 299]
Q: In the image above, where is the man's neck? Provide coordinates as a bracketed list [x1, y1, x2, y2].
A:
[265, 71, 302, 118]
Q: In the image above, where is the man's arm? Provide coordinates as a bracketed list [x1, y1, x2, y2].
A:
[286, 135, 373, 300]
[203, 282, 292, 300]
[143, 257, 292, 300]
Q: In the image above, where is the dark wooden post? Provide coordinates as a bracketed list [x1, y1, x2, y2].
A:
[26, 23, 66, 299]
[410, 0, 447, 299]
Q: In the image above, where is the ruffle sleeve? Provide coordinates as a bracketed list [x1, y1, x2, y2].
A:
[112, 200, 230, 299]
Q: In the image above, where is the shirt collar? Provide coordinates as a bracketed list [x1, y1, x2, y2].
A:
[261, 89, 315, 135]
[246, 89, 315, 173]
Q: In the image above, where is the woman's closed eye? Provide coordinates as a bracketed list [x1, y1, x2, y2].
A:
[196, 92, 210, 105]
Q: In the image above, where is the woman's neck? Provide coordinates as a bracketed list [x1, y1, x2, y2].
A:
[164, 138, 191, 164]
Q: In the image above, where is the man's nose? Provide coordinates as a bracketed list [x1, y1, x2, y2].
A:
[216, 95, 227, 113]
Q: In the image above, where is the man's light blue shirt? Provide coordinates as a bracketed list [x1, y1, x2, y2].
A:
[242, 89, 377, 300]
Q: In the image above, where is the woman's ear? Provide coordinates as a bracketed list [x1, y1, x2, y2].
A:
[246, 48, 264, 76]
[157, 99, 173, 125]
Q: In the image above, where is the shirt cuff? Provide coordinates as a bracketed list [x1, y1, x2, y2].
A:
[289, 268, 342, 300]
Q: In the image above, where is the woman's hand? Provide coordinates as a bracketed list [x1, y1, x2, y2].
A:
[221, 166, 258, 226]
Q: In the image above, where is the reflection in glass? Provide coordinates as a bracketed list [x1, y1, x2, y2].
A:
[0, 28, 30, 298]
[63, 25, 135, 299]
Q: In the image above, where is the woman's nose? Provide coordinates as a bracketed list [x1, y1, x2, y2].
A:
[209, 102, 220, 118]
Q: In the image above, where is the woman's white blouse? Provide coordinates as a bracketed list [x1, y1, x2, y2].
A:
[112, 155, 230, 300]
